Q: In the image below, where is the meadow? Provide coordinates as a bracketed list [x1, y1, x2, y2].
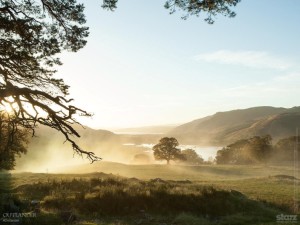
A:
[0, 163, 299, 225]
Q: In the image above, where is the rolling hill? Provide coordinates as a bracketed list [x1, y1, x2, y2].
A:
[113, 124, 178, 134]
[15, 106, 300, 171]
[15, 125, 130, 172]
[169, 106, 300, 145]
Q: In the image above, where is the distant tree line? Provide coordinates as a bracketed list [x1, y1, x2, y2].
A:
[216, 135, 300, 165]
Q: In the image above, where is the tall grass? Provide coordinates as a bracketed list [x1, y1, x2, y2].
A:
[13, 174, 283, 222]
[2, 165, 299, 225]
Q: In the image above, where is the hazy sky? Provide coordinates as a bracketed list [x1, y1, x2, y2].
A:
[56, 0, 300, 129]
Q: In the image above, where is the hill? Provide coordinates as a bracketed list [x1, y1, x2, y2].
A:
[15, 124, 165, 172]
[113, 124, 178, 134]
[15, 125, 133, 172]
[169, 106, 300, 145]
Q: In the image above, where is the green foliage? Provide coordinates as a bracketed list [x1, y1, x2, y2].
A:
[102, 0, 240, 23]
[216, 135, 273, 165]
[273, 136, 300, 163]
[181, 149, 204, 165]
[247, 135, 273, 163]
[153, 137, 186, 164]
[0, 112, 29, 170]
[216, 135, 300, 165]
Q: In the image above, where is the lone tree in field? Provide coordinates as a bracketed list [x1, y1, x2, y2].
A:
[153, 137, 185, 164]
[0, 0, 240, 165]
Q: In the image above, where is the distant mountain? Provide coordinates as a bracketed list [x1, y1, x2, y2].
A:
[30, 124, 120, 149]
[113, 124, 178, 134]
[15, 125, 125, 171]
[169, 106, 300, 145]
[15, 123, 164, 172]
[15, 106, 300, 171]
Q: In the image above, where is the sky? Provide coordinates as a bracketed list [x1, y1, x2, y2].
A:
[56, 0, 300, 129]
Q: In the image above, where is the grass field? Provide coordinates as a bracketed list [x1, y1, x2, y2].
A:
[1, 162, 299, 225]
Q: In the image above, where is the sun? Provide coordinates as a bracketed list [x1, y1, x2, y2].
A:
[0, 101, 15, 114]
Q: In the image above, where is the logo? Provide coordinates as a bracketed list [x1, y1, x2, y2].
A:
[276, 214, 298, 223]
[1, 212, 36, 223]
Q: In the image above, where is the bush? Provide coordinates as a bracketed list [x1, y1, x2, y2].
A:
[173, 213, 210, 225]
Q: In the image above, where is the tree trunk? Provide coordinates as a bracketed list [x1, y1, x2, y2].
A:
[167, 159, 170, 165]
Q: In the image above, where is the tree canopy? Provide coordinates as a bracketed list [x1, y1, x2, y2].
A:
[273, 136, 300, 163]
[103, 0, 240, 24]
[0, 0, 240, 165]
[153, 137, 185, 164]
[216, 135, 273, 165]
[0, 0, 99, 162]
[0, 112, 29, 170]
[181, 148, 204, 165]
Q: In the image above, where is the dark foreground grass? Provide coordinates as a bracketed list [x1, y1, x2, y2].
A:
[1, 163, 300, 225]
[0, 172, 296, 225]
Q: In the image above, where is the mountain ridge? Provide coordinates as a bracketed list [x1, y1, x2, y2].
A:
[168, 106, 300, 145]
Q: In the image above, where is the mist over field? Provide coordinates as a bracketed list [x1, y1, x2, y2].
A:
[13, 106, 300, 174]
[1, 0, 300, 224]
[6, 108, 300, 225]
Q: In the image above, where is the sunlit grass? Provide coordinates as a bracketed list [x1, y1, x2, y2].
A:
[1, 163, 299, 225]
